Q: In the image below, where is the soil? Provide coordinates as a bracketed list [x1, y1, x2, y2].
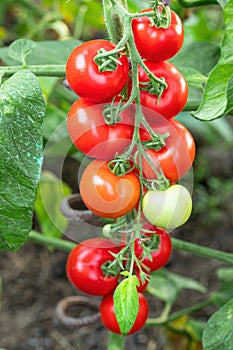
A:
[0, 144, 232, 350]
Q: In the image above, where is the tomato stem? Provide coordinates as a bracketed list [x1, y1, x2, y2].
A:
[146, 298, 213, 326]
[106, 332, 126, 350]
[29, 231, 233, 266]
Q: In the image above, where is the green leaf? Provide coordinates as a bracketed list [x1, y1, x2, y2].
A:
[202, 298, 233, 350]
[113, 275, 139, 335]
[34, 171, 71, 241]
[185, 318, 206, 342]
[42, 103, 74, 157]
[212, 267, 233, 306]
[0, 71, 45, 251]
[177, 66, 207, 88]
[8, 39, 37, 66]
[0, 39, 81, 66]
[149, 269, 206, 309]
[171, 42, 220, 76]
[177, 113, 233, 145]
[192, 0, 233, 121]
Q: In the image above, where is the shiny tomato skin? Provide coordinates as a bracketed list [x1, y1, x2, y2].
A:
[142, 185, 192, 230]
[135, 229, 172, 272]
[138, 61, 188, 119]
[66, 40, 129, 103]
[67, 98, 134, 160]
[66, 238, 123, 296]
[139, 119, 196, 183]
[100, 292, 149, 334]
[132, 8, 184, 62]
[79, 160, 140, 218]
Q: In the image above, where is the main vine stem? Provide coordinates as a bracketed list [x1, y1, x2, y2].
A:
[29, 231, 233, 265]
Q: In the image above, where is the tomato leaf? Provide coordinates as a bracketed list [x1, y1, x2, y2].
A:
[0, 71, 45, 251]
[8, 39, 37, 66]
[212, 267, 233, 307]
[202, 297, 233, 350]
[148, 269, 206, 312]
[171, 42, 220, 76]
[113, 275, 139, 335]
[34, 171, 71, 244]
[0, 39, 81, 66]
[192, 0, 233, 121]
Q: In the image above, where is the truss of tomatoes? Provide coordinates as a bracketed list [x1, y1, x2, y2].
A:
[65, 7, 195, 336]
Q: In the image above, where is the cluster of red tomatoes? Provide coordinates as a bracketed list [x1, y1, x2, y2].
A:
[65, 6, 195, 335]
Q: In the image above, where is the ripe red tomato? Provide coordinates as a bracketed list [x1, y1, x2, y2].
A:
[132, 8, 184, 62]
[79, 160, 140, 218]
[135, 228, 172, 272]
[138, 61, 188, 120]
[100, 292, 149, 334]
[66, 40, 129, 103]
[66, 238, 123, 296]
[67, 98, 134, 160]
[138, 118, 196, 183]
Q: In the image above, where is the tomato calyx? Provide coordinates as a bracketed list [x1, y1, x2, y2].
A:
[141, 132, 169, 151]
[108, 157, 135, 176]
[140, 76, 167, 103]
[136, 234, 160, 261]
[94, 47, 125, 72]
[101, 260, 121, 277]
[150, 1, 171, 29]
[102, 101, 123, 126]
[143, 177, 170, 191]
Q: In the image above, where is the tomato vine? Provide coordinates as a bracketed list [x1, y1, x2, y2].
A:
[0, 0, 232, 349]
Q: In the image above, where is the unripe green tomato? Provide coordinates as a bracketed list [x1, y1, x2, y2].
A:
[142, 184, 192, 230]
[102, 223, 112, 238]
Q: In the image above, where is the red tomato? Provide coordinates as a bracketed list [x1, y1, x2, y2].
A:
[132, 8, 184, 62]
[100, 292, 149, 334]
[138, 118, 196, 183]
[135, 228, 172, 272]
[66, 238, 123, 296]
[66, 40, 129, 103]
[79, 160, 140, 218]
[67, 98, 134, 160]
[138, 61, 188, 120]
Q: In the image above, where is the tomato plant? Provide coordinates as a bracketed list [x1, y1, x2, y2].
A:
[66, 39, 129, 103]
[137, 61, 188, 120]
[132, 8, 184, 62]
[67, 98, 134, 160]
[1, 0, 233, 348]
[66, 238, 122, 296]
[142, 184, 192, 230]
[100, 292, 149, 335]
[79, 160, 141, 218]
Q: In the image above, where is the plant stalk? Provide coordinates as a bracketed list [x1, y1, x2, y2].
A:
[29, 230, 76, 252]
[146, 298, 213, 326]
[172, 237, 233, 265]
[29, 231, 233, 265]
[0, 64, 66, 77]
